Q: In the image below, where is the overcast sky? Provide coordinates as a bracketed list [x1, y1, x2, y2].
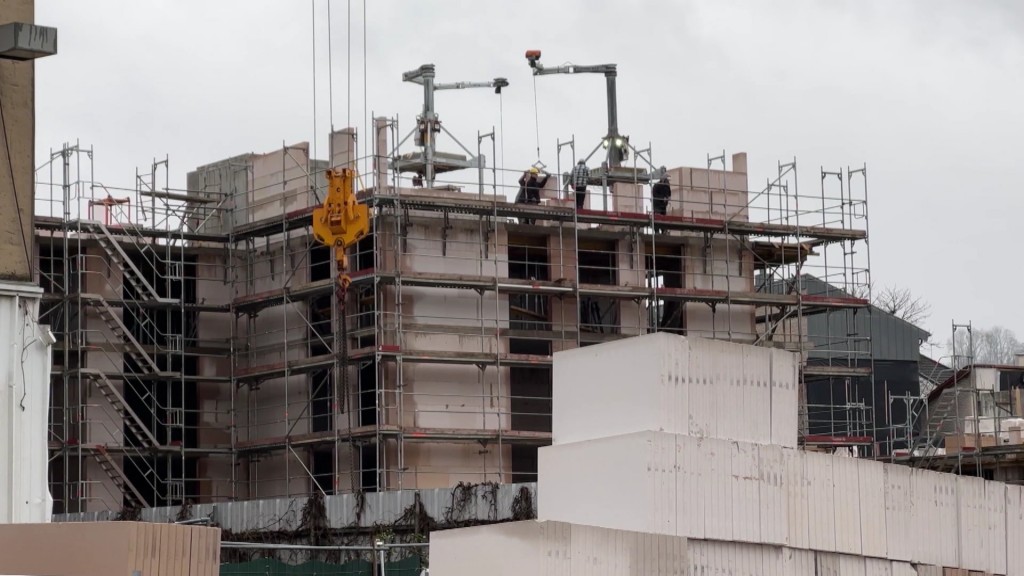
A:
[33, 1, 1024, 348]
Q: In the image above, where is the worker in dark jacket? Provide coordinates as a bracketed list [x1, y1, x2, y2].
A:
[571, 159, 589, 210]
[652, 168, 671, 216]
[516, 167, 549, 224]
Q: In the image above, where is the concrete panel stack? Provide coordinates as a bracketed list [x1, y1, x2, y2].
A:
[0, 522, 220, 576]
[431, 331, 1023, 575]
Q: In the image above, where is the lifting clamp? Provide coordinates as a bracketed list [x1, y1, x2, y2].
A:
[312, 168, 371, 293]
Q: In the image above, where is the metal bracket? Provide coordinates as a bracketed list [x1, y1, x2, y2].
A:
[441, 211, 452, 257]
[400, 208, 411, 253]
[482, 216, 493, 259]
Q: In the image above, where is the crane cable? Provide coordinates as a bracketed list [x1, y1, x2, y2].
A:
[498, 90, 506, 194]
[531, 74, 541, 161]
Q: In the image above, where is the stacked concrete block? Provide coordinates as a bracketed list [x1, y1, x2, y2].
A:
[550, 332, 798, 448]
[666, 153, 749, 222]
[537, 332, 1019, 575]
[432, 332, 1022, 576]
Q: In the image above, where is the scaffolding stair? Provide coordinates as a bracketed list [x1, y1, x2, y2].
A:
[81, 293, 161, 374]
[79, 369, 159, 449]
[93, 445, 147, 509]
[79, 220, 176, 304]
[910, 388, 959, 468]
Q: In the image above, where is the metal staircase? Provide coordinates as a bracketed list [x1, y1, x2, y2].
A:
[75, 219, 182, 508]
[79, 369, 159, 449]
[78, 220, 175, 304]
[94, 445, 147, 509]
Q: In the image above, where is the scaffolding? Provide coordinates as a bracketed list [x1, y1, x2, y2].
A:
[33, 125, 874, 512]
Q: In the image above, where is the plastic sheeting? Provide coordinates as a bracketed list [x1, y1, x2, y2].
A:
[0, 281, 53, 524]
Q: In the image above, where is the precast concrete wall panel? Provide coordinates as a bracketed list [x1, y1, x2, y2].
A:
[838, 554, 867, 576]
[817, 552, 842, 576]
[731, 440, 761, 543]
[884, 464, 914, 562]
[783, 547, 817, 576]
[957, 475, 988, 572]
[675, 435, 705, 539]
[806, 451, 838, 552]
[890, 562, 917, 576]
[551, 333, 676, 446]
[537, 432, 676, 536]
[741, 345, 773, 445]
[686, 336, 716, 439]
[688, 540, 778, 576]
[913, 566, 942, 576]
[984, 480, 1007, 575]
[865, 558, 893, 576]
[784, 446, 810, 549]
[431, 521, 688, 576]
[858, 458, 889, 559]
[702, 436, 734, 541]
[758, 443, 788, 546]
[909, 470, 944, 566]
[833, 456, 863, 555]
[770, 347, 800, 447]
[932, 472, 961, 570]
[1007, 484, 1024, 576]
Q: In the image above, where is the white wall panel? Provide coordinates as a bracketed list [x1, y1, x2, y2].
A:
[884, 464, 913, 562]
[770, 347, 800, 448]
[731, 440, 762, 542]
[984, 480, 1006, 576]
[957, 475, 987, 571]
[675, 435, 705, 539]
[689, 540, 777, 576]
[687, 337, 718, 440]
[758, 444, 788, 545]
[785, 447, 810, 549]
[911, 565, 941, 576]
[889, 562, 916, 576]
[743, 345, 773, 445]
[538, 432, 676, 536]
[833, 456, 863, 555]
[816, 552, 842, 576]
[909, 470, 942, 566]
[864, 558, 892, 576]
[702, 437, 734, 541]
[806, 451, 838, 552]
[1006, 485, 1024, 576]
[551, 334, 673, 445]
[783, 547, 817, 576]
[858, 459, 888, 559]
[431, 521, 689, 576]
[933, 472, 960, 569]
[540, 521, 571, 576]
[839, 554, 867, 576]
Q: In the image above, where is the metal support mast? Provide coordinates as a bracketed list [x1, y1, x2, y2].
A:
[397, 64, 508, 187]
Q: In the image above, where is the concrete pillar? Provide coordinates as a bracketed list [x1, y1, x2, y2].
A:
[0, 0, 36, 281]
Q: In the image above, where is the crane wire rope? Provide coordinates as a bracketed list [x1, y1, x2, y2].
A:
[327, 0, 335, 131]
[347, 0, 352, 130]
[498, 90, 507, 196]
[311, 0, 318, 164]
[531, 74, 541, 161]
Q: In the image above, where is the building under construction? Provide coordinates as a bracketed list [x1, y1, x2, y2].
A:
[33, 62, 874, 514]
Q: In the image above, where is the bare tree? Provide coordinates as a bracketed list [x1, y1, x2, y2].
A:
[948, 325, 1023, 367]
[871, 285, 931, 325]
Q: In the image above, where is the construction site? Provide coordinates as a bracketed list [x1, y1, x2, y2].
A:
[6, 1, 1024, 575]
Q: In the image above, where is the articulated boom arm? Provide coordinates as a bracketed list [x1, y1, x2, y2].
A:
[311, 168, 370, 289]
[525, 50, 626, 167]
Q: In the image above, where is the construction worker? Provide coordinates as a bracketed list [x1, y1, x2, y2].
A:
[516, 167, 549, 224]
[652, 167, 671, 216]
[571, 159, 589, 210]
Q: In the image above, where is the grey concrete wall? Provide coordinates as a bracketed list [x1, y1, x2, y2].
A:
[0, 0, 35, 281]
